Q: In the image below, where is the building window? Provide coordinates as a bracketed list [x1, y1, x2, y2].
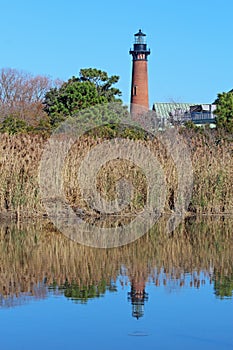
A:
[133, 85, 137, 96]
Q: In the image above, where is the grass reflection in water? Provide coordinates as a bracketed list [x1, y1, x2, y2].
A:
[0, 216, 232, 311]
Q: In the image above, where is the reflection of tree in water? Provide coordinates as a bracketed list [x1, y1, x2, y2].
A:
[214, 273, 233, 299]
[0, 217, 232, 310]
[52, 279, 117, 303]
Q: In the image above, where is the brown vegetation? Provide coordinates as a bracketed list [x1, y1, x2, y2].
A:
[0, 128, 232, 218]
[0, 68, 61, 125]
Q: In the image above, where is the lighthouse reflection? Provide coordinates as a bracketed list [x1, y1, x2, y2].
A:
[124, 251, 150, 319]
[128, 276, 148, 319]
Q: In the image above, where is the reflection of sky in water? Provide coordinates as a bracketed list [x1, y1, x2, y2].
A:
[0, 277, 232, 350]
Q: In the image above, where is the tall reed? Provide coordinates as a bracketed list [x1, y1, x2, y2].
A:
[0, 129, 232, 218]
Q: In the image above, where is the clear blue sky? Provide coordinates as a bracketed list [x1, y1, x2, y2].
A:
[1, 0, 232, 106]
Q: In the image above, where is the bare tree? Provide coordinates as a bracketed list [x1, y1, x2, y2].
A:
[0, 68, 62, 125]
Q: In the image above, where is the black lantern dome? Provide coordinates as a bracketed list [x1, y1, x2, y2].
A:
[129, 29, 150, 61]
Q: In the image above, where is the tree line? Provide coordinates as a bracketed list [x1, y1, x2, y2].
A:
[0, 66, 232, 134]
[0, 67, 123, 134]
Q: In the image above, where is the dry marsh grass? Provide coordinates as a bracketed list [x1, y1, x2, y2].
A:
[0, 129, 232, 218]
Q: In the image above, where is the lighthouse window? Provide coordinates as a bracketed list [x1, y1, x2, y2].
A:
[137, 53, 145, 60]
[133, 85, 137, 96]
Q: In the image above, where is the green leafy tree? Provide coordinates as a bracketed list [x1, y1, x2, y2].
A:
[0, 115, 32, 134]
[79, 68, 122, 102]
[43, 68, 123, 128]
[214, 90, 233, 132]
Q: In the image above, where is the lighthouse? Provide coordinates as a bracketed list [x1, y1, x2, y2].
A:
[129, 29, 150, 116]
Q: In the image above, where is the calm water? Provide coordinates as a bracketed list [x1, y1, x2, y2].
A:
[0, 217, 232, 350]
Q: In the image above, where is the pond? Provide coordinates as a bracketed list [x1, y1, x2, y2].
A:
[0, 217, 232, 350]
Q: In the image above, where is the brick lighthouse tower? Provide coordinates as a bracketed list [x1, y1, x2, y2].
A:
[129, 29, 150, 116]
